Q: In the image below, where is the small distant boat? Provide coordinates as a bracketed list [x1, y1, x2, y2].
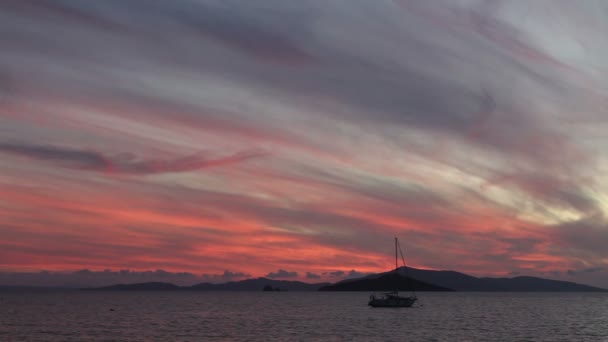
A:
[368, 237, 417, 308]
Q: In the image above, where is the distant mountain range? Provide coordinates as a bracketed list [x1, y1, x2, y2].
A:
[3, 267, 606, 292]
[82, 282, 181, 291]
[320, 267, 607, 292]
[81, 278, 328, 292]
[188, 278, 327, 291]
[403, 267, 606, 292]
[0, 285, 71, 292]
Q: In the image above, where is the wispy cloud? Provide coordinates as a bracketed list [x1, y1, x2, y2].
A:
[0, 142, 267, 175]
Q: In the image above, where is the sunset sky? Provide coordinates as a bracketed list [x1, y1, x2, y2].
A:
[1, 0, 608, 288]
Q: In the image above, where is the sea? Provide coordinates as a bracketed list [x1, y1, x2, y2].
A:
[1, 291, 607, 341]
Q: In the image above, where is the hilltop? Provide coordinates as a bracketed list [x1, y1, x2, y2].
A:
[318, 267, 607, 292]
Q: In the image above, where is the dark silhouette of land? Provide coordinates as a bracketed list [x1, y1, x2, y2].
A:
[189, 278, 326, 291]
[318, 272, 451, 291]
[319, 267, 607, 292]
[81, 282, 180, 291]
[3, 267, 606, 292]
[262, 285, 287, 291]
[0, 285, 73, 292]
[81, 278, 327, 291]
[401, 267, 606, 292]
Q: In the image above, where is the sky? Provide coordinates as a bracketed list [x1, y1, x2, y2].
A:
[1, 0, 608, 288]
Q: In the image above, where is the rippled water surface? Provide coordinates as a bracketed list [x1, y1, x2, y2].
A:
[1, 291, 607, 341]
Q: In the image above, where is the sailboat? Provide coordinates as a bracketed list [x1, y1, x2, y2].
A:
[368, 237, 418, 308]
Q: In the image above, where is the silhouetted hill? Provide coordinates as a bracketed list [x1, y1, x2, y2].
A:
[402, 267, 491, 291]
[478, 276, 607, 292]
[327, 267, 607, 292]
[74, 268, 607, 292]
[190, 278, 328, 291]
[319, 272, 452, 291]
[83, 282, 180, 291]
[83, 278, 328, 291]
[0, 285, 75, 292]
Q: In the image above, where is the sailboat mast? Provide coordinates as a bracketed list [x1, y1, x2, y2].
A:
[395, 237, 398, 271]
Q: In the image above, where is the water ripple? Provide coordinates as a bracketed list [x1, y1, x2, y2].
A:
[0, 292, 607, 341]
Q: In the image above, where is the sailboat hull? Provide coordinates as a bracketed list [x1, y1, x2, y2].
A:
[368, 294, 417, 308]
[368, 238, 418, 308]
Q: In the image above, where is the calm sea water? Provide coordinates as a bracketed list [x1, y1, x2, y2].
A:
[1, 291, 607, 341]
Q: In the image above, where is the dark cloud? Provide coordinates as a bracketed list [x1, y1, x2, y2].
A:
[323, 269, 368, 279]
[265, 269, 298, 279]
[549, 214, 608, 259]
[200, 270, 251, 283]
[549, 270, 562, 277]
[0, 142, 107, 166]
[497, 237, 543, 255]
[345, 270, 368, 278]
[0, 142, 267, 175]
[0, 70, 12, 102]
[59, 1, 314, 64]
[324, 270, 344, 278]
[567, 267, 603, 276]
[305, 272, 320, 279]
[181, 2, 313, 64]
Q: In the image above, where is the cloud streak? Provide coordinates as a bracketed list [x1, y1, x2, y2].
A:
[0, 142, 267, 175]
